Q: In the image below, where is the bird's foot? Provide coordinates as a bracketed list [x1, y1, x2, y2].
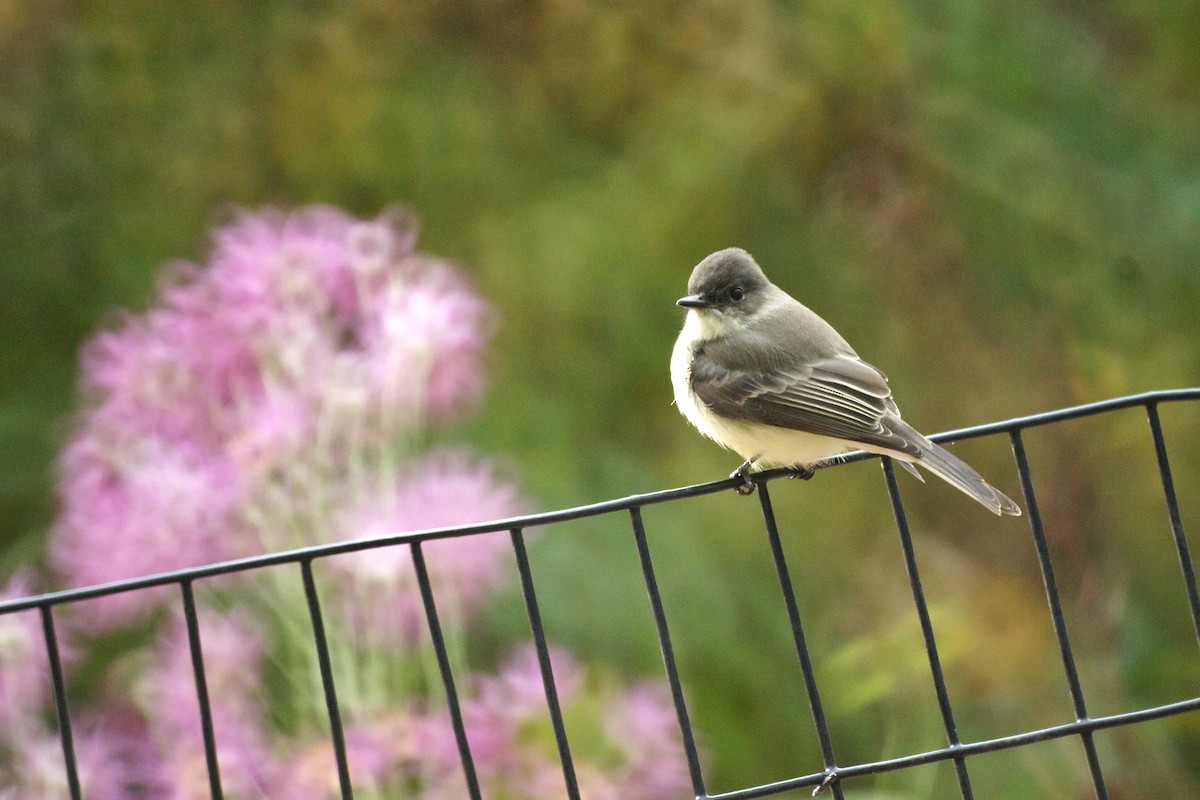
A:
[730, 459, 757, 495]
[788, 465, 815, 481]
[812, 771, 838, 797]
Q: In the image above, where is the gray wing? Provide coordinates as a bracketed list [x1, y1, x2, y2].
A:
[690, 352, 925, 458]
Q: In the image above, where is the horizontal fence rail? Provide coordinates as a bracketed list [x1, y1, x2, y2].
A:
[3, 387, 1199, 800]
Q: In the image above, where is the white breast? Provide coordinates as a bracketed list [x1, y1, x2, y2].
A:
[670, 311, 855, 469]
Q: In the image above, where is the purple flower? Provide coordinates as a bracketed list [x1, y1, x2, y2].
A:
[406, 646, 576, 785]
[606, 683, 693, 799]
[50, 434, 244, 626]
[361, 261, 494, 417]
[476, 644, 582, 722]
[194, 205, 491, 424]
[0, 574, 50, 739]
[51, 207, 495, 627]
[29, 202, 698, 800]
[139, 609, 286, 799]
[433, 645, 582, 796]
[416, 645, 688, 800]
[280, 718, 412, 798]
[0, 710, 155, 800]
[330, 450, 523, 643]
[142, 608, 265, 729]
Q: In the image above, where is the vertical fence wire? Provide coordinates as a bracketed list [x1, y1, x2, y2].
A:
[39, 604, 82, 800]
[1010, 430, 1109, 800]
[300, 559, 355, 800]
[180, 580, 225, 800]
[756, 483, 845, 800]
[881, 459, 974, 800]
[1146, 403, 1200, 650]
[411, 541, 483, 800]
[510, 527, 581, 800]
[629, 505, 709, 797]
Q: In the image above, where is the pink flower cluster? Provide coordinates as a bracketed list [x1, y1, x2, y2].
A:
[140, 610, 287, 798]
[331, 450, 520, 643]
[50, 207, 494, 624]
[130, 623, 690, 800]
[5, 205, 697, 800]
[0, 708, 162, 800]
[0, 574, 49, 737]
[434, 647, 692, 800]
[1, 603, 690, 800]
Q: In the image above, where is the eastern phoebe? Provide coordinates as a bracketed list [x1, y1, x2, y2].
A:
[671, 248, 1021, 516]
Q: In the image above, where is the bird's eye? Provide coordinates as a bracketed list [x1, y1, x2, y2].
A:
[729, 286, 745, 302]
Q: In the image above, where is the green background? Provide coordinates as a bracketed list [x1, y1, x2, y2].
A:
[4, 2, 1199, 797]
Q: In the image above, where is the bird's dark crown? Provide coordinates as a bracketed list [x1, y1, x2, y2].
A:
[686, 248, 771, 308]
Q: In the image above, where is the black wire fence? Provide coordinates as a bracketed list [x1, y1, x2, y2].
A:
[3, 388, 1199, 800]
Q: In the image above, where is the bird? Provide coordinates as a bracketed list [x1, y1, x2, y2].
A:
[670, 247, 1021, 516]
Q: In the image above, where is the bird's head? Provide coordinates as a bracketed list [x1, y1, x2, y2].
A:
[677, 248, 772, 324]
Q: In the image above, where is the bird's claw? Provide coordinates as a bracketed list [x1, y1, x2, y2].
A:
[788, 466, 815, 481]
[730, 460, 756, 495]
[730, 460, 813, 493]
[812, 771, 838, 797]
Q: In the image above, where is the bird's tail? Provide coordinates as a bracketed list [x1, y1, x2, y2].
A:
[909, 438, 1022, 516]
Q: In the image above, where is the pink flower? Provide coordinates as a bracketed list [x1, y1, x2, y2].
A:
[139, 609, 286, 799]
[607, 683, 693, 799]
[418, 645, 583, 797]
[194, 205, 491, 424]
[402, 646, 572, 781]
[0, 574, 49, 739]
[0, 709, 157, 800]
[144, 609, 264, 727]
[476, 645, 582, 723]
[361, 261, 493, 417]
[330, 450, 523, 643]
[51, 206, 495, 626]
[50, 434, 244, 626]
[30, 202, 697, 800]
[280, 718, 412, 798]
[418, 646, 687, 800]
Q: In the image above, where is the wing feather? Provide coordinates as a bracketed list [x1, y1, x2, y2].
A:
[690, 353, 924, 457]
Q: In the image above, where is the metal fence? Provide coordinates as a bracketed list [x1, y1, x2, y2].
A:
[3, 388, 1199, 800]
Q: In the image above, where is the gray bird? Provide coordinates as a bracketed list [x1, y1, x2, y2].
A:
[671, 247, 1021, 516]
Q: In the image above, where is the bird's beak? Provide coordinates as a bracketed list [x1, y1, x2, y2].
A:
[676, 294, 711, 309]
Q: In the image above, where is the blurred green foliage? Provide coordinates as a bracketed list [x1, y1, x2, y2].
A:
[3, 1, 1199, 796]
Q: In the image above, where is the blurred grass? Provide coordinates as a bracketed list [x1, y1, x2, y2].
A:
[3, 1, 1199, 796]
